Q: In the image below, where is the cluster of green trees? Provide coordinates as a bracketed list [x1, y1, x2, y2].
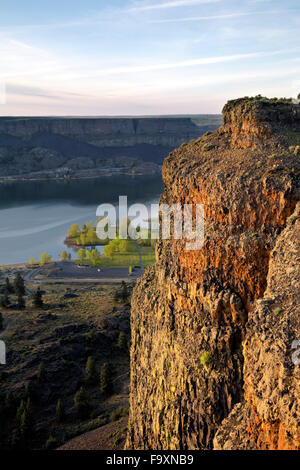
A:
[77, 248, 102, 266]
[0, 345, 127, 449]
[59, 250, 71, 261]
[67, 222, 105, 247]
[29, 252, 53, 266]
[0, 384, 35, 449]
[103, 238, 136, 259]
[0, 274, 26, 309]
[72, 359, 114, 420]
[0, 274, 44, 311]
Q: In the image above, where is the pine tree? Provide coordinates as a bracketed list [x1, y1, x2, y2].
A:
[16, 399, 26, 424]
[5, 391, 14, 415]
[20, 398, 35, 442]
[45, 435, 58, 450]
[5, 277, 13, 294]
[100, 362, 113, 396]
[120, 281, 128, 302]
[37, 362, 46, 382]
[14, 273, 25, 296]
[33, 287, 43, 308]
[0, 292, 10, 308]
[85, 356, 97, 385]
[117, 332, 127, 351]
[24, 382, 33, 401]
[74, 386, 89, 418]
[55, 399, 65, 423]
[17, 293, 25, 310]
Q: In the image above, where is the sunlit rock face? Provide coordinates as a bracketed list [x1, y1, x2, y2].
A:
[126, 97, 300, 450]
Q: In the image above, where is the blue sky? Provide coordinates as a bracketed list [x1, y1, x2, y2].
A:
[0, 0, 299, 115]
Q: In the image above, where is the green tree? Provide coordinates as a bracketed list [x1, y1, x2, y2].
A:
[37, 362, 46, 382]
[69, 223, 79, 237]
[87, 249, 100, 267]
[45, 435, 58, 450]
[20, 398, 35, 442]
[16, 399, 26, 424]
[17, 293, 25, 310]
[0, 292, 10, 308]
[298, 92, 300, 100]
[55, 399, 65, 422]
[33, 287, 43, 308]
[0, 312, 3, 331]
[80, 233, 87, 245]
[74, 386, 89, 418]
[77, 249, 87, 263]
[103, 243, 114, 258]
[5, 277, 13, 294]
[14, 273, 25, 296]
[86, 228, 98, 245]
[100, 362, 113, 396]
[120, 281, 129, 302]
[85, 356, 97, 385]
[24, 382, 33, 401]
[5, 391, 15, 415]
[60, 250, 69, 261]
[39, 252, 52, 266]
[117, 332, 127, 351]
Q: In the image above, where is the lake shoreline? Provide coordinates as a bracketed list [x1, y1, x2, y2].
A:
[0, 164, 162, 183]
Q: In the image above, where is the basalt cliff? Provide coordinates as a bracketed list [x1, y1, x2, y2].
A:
[0, 116, 220, 178]
[126, 97, 300, 450]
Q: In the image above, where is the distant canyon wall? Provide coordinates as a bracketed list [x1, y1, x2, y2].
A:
[0, 116, 221, 177]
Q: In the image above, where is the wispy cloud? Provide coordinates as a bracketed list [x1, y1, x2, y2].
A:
[7, 83, 61, 100]
[65, 49, 295, 79]
[150, 9, 282, 22]
[128, 0, 220, 12]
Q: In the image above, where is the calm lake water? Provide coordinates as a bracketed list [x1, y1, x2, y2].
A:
[0, 175, 163, 265]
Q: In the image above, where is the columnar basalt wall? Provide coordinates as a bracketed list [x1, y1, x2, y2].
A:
[126, 98, 300, 450]
[0, 116, 221, 176]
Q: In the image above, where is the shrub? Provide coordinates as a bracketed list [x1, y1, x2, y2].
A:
[85, 356, 97, 385]
[37, 362, 46, 382]
[74, 386, 89, 418]
[0, 292, 10, 308]
[55, 399, 65, 422]
[14, 273, 25, 296]
[100, 363, 113, 396]
[45, 435, 58, 450]
[17, 293, 25, 310]
[20, 398, 35, 441]
[110, 405, 129, 422]
[117, 332, 127, 351]
[5, 277, 13, 293]
[33, 287, 43, 308]
[273, 307, 282, 314]
[200, 352, 213, 370]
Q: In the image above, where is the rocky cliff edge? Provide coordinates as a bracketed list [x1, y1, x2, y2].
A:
[126, 96, 300, 450]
